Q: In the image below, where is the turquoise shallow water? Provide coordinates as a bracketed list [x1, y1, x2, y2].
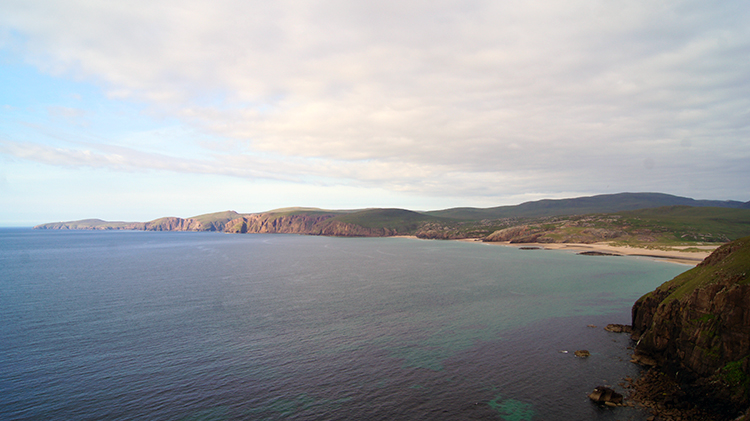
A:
[0, 229, 687, 420]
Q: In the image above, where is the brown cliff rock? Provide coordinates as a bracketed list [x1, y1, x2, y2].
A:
[223, 213, 336, 234]
[312, 220, 399, 237]
[143, 217, 204, 231]
[630, 236, 750, 417]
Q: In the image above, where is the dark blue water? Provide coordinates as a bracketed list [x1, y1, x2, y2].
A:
[0, 229, 687, 420]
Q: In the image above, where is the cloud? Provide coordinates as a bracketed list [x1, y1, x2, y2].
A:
[1, 0, 749, 202]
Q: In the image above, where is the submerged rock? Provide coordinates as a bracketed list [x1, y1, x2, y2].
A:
[577, 251, 622, 256]
[574, 350, 591, 358]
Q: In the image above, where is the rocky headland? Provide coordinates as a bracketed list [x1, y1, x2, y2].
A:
[627, 235, 750, 420]
[33, 193, 750, 258]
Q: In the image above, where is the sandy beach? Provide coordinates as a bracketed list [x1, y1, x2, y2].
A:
[399, 236, 717, 266]
[487, 241, 717, 266]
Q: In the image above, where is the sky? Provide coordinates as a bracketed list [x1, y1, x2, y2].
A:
[1, 0, 749, 226]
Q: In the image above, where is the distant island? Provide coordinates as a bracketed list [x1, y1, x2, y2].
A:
[36, 192, 750, 252]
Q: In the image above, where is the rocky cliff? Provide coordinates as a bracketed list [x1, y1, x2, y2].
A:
[631, 236, 750, 416]
[140, 217, 204, 231]
[223, 213, 337, 234]
[33, 211, 243, 232]
[222, 213, 409, 237]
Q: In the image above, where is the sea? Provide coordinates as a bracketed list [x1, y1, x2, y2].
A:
[0, 228, 688, 420]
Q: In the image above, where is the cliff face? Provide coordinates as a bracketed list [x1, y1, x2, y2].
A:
[312, 220, 401, 237]
[222, 213, 407, 237]
[142, 217, 204, 231]
[631, 236, 750, 409]
[223, 213, 337, 234]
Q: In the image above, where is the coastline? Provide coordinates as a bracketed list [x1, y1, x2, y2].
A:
[397, 236, 716, 266]
[475, 240, 716, 266]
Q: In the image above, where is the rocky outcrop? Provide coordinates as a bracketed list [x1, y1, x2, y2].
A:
[482, 225, 556, 243]
[630, 236, 750, 417]
[415, 228, 471, 240]
[578, 251, 622, 256]
[482, 224, 627, 244]
[588, 386, 624, 406]
[604, 324, 632, 333]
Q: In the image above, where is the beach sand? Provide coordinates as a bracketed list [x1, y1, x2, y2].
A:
[487, 241, 717, 266]
[397, 236, 717, 266]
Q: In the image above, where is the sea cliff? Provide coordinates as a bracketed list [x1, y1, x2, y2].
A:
[630, 236, 750, 419]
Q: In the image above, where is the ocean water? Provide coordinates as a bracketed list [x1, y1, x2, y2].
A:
[0, 229, 688, 420]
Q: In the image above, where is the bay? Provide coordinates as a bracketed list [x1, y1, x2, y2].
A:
[0, 229, 687, 420]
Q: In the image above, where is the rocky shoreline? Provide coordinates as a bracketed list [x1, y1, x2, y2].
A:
[624, 368, 725, 421]
[588, 324, 744, 420]
[593, 237, 750, 421]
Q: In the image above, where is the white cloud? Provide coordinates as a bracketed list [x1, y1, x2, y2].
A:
[1, 0, 749, 206]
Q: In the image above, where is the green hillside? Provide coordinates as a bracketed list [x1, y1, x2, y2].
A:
[426, 192, 748, 220]
[657, 235, 750, 301]
[616, 206, 750, 244]
[476, 206, 750, 246]
[330, 208, 442, 231]
[34, 218, 135, 230]
[33, 193, 750, 247]
[189, 210, 245, 230]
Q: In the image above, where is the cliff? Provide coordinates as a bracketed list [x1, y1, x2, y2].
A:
[34, 211, 243, 232]
[222, 209, 418, 237]
[32, 196, 750, 245]
[631, 236, 750, 416]
[223, 213, 337, 234]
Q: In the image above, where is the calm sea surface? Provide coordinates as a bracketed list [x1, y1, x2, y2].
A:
[0, 229, 688, 420]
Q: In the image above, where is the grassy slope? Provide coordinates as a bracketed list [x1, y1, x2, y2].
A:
[190, 210, 243, 225]
[34, 219, 135, 229]
[614, 206, 750, 244]
[330, 208, 443, 230]
[426, 192, 748, 220]
[655, 236, 750, 302]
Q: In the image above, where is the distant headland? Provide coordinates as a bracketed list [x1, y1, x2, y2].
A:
[35, 192, 750, 259]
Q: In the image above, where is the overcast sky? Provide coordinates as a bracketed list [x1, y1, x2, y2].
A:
[1, 0, 749, 226]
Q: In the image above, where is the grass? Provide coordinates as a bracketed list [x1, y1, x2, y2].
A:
[331, 208, 441, 230]
[655, 236, 750, 302]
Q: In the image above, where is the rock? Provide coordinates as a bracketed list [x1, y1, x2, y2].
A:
[631, 238, 750, 379]
[604, 324, 632, 333]
[575, 350, 591, 357]
[630, 353, 657, 366]
[629, 236, 750, 418]
[577, 251, 621, 256]
[588, 386, 623, 405]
